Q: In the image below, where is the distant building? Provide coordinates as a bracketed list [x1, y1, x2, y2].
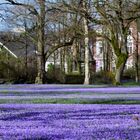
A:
[94, 22, 140, 72]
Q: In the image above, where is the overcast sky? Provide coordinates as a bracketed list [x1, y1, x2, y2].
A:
[0, 0, 10, 31]
[0, 0, 26, 31]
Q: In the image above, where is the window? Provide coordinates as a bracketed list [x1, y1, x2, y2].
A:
[127, 40, 133, 54]
[127, 46, 132, 54]
[127, 33, 133, 54]
[127, 41, 132, 47]
[126, 59, 133, 69]
[99, 47, 103, 54]
[96, 41, 103, 54]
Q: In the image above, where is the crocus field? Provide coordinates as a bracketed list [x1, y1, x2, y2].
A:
[0, 104, 140, 140]
[0, 85, 140, 140]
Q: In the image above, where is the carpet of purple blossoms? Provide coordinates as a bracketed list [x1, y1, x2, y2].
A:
[0, 104, 140, 140]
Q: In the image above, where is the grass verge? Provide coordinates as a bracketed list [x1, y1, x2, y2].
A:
[0, 98, 140, 104]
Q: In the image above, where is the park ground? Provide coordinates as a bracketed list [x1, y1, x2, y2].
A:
[0, 84, 140, 104]
[0, 84, 140, 140]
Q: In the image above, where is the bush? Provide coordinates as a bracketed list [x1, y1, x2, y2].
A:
[92, 71, 115, 84]
[0, 56, 37, 84]
[65, 74, 84, 84]
[46, 64, 65, 83]
[46, 64, 84, 84]
[123, 68, 136, 80]
[46, 64, 55, 82]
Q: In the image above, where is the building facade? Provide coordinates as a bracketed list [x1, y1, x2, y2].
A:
[94, 22, 140, 72]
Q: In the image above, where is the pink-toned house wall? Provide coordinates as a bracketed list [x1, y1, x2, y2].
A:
[94, 21, 140, 72]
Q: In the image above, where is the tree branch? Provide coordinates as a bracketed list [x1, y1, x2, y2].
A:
[5, 0, 38, 15]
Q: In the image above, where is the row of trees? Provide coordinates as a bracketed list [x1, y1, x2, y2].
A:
[0, 0, 140, 84]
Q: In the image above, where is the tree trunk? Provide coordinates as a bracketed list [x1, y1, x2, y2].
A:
[60, 48, 65, 73]
[35, 1, 46, 84]
[35, 52, 45, 84]
[82, 1, 90, 85]
[135, 29, 139, 83]
[66, 47, 72, 74]
[115, 54, 128, 85]
[115, 61, 126, 84]
[77, 42, 81, 74]
[111, 32, 128, 85]
[24, 20, 28, 79]
[83, 19, 90, 85]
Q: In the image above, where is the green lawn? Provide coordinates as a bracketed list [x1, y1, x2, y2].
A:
[122, 81, 140, 86]
[0, 98, 140, 104]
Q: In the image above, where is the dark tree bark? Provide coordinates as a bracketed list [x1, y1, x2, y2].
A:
[135, 24, 139, 83]
[35, 0, 46, 84]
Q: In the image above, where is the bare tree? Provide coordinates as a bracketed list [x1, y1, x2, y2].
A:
[3, 0, 46, 83]
[133, 19, 140, 83]
[3, 0, 76, 84]
[82, 0, 90, 84]
[92, 0, 140, 84]
[59, 0, 92, 84]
